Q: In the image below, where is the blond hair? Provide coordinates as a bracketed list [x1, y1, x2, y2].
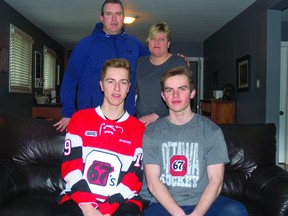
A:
[146, 22, 171, 42]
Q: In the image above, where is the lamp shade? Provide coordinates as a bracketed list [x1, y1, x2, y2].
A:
[124, 15, 138, 24]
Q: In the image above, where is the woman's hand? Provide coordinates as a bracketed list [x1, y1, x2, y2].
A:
[139, 113, 159, 126]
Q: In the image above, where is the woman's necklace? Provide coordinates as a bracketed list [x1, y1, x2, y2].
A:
[150, 53, 171, 65]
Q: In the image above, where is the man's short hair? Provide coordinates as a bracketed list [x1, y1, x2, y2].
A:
[161, 66, 194, 91]
[101, 0, 124, 16]
[101, 58, 131, 81]
[146, 22, 171, 43]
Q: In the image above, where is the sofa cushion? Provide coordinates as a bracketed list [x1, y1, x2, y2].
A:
[244, 165, 288, 216]
[0, 191, 59, 216]
[219, 123, 276, 198]
[0, 159, 27, 204]
[0, 116, 66, 193]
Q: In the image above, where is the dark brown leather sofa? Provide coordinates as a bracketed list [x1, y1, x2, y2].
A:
[0, 116, 287, 216]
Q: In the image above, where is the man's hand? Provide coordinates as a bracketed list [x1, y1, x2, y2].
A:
[177, 53, 190, 68]
[139, 113, 159, 126]
[53, 117, 70, 132]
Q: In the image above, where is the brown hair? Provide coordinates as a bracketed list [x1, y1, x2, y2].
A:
[101, 0, 124, 16]
[161, 66, 194, 91]
[101, 58, 131, 81]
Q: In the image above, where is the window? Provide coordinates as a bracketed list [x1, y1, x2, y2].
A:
[43, 46, 57, 91]
[9, 24, 33, 93]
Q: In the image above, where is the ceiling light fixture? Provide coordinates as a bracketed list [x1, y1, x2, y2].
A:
[124, 15, 138, 24]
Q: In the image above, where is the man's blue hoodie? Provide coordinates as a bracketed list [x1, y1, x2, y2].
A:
[60, 22, 149, 117]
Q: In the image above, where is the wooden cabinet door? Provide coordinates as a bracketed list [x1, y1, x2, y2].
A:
[211, 101, 235, 124]
[32, 107, 62, 121]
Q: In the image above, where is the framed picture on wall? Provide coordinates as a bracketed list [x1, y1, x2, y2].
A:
[236, 55, 250, 91]
[34, 51, 43, 88]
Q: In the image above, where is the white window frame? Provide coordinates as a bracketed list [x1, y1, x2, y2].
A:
[43, 45, 57, 92]
[9, 24, 33, 93]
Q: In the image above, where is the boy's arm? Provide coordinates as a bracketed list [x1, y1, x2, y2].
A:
[145, 164, 186, 216]
[189, 163, 224, 216]
[61, 132, 98, 207]
[98, 147, 143, 215]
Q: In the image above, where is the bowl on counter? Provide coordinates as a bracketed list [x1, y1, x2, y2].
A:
[35, 96, 49, 104]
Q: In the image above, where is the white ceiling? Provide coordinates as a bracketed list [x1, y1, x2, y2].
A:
[4, 0, 286, 50]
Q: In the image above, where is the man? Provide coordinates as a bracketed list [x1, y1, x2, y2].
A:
[142, 66, 248, 216]
[54, 0, 149, 131]
[57, 58, 145, 216]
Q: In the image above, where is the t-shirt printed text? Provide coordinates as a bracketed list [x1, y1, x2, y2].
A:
[160, 141, 199, 188]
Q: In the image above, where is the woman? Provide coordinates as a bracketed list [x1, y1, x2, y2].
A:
[136, 22, 187, 126]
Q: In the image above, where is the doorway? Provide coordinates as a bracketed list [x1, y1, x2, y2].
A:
[188, 57, 203, 114]
[279, 41, 288, 163]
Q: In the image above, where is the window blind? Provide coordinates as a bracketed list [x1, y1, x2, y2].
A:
[9, 24, 33, 93]
[43, 46, 57, 91]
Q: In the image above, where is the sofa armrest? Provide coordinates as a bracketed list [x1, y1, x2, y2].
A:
[0, 159, 28, 204]
[244, 165, 288, 216]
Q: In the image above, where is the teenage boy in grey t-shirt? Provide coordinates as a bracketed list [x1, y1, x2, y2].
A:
[142, 66, 248, 216]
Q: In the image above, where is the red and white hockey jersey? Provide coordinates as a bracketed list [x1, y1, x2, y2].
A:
[60, 106, 145, 215]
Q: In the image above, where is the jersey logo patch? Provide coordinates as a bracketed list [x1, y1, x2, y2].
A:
[100, 123, 124, 135]
[84, 151, 122, 197]
[85, 131, 97, 137]
[170, 155, 187, 176]
[87, 160, 114, 186]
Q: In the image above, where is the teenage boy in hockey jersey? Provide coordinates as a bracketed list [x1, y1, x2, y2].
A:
[58, 58, 145, 216]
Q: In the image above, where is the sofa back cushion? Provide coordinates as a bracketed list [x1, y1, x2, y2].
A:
[0, 117, 277, 201]
[219, 123, 276, 198]
[0, 116, 66, 193]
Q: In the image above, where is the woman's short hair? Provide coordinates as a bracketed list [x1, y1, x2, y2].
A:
[146, 22, 171, 42]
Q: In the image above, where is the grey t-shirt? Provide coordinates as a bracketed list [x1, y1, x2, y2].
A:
[136, 54, 186, 118]
[142, 114, 229, 206]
